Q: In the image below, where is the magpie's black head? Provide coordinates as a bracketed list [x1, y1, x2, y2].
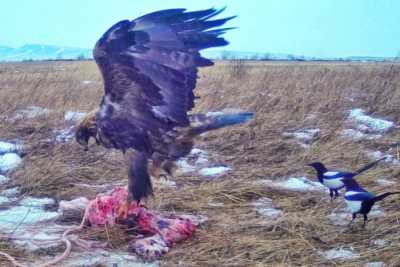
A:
[307, 162, 327, 173]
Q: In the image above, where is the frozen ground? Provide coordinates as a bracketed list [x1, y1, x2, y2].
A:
[282, 128, 320, 147]
[252, 197, 282, 221]
[64, 110, 86, 122]
[10, 106, 49, 121]
[341, 108, 394, 141]
[324, 247, 359, 260]
[0, 141, 23, 174]
[327, 204, 385, 226]
[348, 109, 394, 133]
[176, 148, 231, 178]
[260, 176, 325, 192]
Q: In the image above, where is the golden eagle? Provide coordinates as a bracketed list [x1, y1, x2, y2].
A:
[75, 8, 253, 217]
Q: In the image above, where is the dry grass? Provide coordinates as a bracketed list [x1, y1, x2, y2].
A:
[1, 60, 400, 266]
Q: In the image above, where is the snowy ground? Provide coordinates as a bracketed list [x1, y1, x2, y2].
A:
[327, 204, 385, 226]
[259, 176, 325, 193]
[252, 197, 282, 221]
[341, 108, 394, 141]
[176, 148, 231, 178]
[282, 128, 320, 148]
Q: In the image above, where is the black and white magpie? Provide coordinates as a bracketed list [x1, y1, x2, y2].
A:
[308, 157, 387, 200]
[340, 177, 400, 227]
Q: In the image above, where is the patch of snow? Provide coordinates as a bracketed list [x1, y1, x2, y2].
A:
[367, 150, 400, 165]
[208, 202, 225, 207]
[340, 129, 382, 141]
[328, 205, 385, 226]
[19, 197, 55, 207]
[58, 249, 157, 267]
[0, 153, 22, 173]
[0, 175, 9, 184]
[206, 111, 225, 116]
[252, 197, 282, 219]
[324, 247, 359, 260]
[199, 166, 231, 176]
[82, 80, 95, 85]
[54, 125, 75, 143]
[58, 197, 90, 213]
[267, 177, 325, 192]
[176, 148, 209, 173]
[0, 202, 59, 230]
[2, 187, 19, 197]
[283, 128, 320, 145]
[365, 262, 385, 267]
[64, 111, 86, 122]
[0, 196, 11, 205]
[371, 239, 388, 247]
[176, 159, 196, 173]
[348, 109, 394, 133]
[376, 178, 396, 186]
[190, 148, 209, 165]
[0, 141, 23, 155]
[156, 177, 177, 188]
[12, 106, 49, 120]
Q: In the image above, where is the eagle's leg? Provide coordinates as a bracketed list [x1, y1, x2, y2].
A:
[118, 149, 153, 219]
[149, 159, 162, 179]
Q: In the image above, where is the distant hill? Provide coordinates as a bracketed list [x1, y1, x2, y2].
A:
[0, 44, 398, 62]
[0, 44, 92, 62]
[201, 50, 399, 62]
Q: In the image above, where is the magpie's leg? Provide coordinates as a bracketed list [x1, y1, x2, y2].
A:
[362, 214, 368, 228]
[329, 189, 334, 201]
[334, 189, 339, 199]
[348, 213, 356, 227]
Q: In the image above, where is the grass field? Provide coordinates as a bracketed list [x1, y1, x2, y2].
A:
[1, 60, 400, 266]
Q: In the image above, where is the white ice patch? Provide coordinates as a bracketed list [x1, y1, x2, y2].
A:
[252, 197, 282, 220]
[376, 178, 396, 186]
[324, 247, 359, 260]
[199, 166, 231, 176]
[56, 249, 157, 267]
[58, 197, 90, 213]
[0, 175, 9, 184]
[262, 177, 325, 192]
[282, 128, 320, 146]
[64, 111, 86, 122]
[348, 109, 394, 133]
[328, 205, 385, 226]
[371, 239, 388, 247]
[0, 196, 11, 205]
[176, 159, 196, 173]
[0, 199, 59, 230]
[12, 106, 49, 120]
[0, 153, 22, 173]
[82, 80, 95, 85]
[340, 129, 382, 141]
[365, 262, 385, 267]
[0, 141, 23, 155]
[2, 187, 19, 197]
[54, 125, 75, 143]
[367, 150, 400, 165]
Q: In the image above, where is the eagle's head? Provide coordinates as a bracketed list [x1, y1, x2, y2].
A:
[75, 110, 99, 151]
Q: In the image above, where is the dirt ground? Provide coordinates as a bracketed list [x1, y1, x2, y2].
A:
[1, 60, 400, 266]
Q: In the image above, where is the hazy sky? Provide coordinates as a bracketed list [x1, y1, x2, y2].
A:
[2, 0, 400, 57]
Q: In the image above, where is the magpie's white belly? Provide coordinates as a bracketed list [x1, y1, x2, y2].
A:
[322, 178, 343, 189]
[345, 200, 362, 213]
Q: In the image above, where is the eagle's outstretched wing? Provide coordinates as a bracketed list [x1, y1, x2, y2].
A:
[94, 8, 234, 152]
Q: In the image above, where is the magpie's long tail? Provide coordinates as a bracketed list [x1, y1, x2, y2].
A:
[372, 192, 400, 202]
[188, 112, 254, 136]
[355, 156, 387, 175]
